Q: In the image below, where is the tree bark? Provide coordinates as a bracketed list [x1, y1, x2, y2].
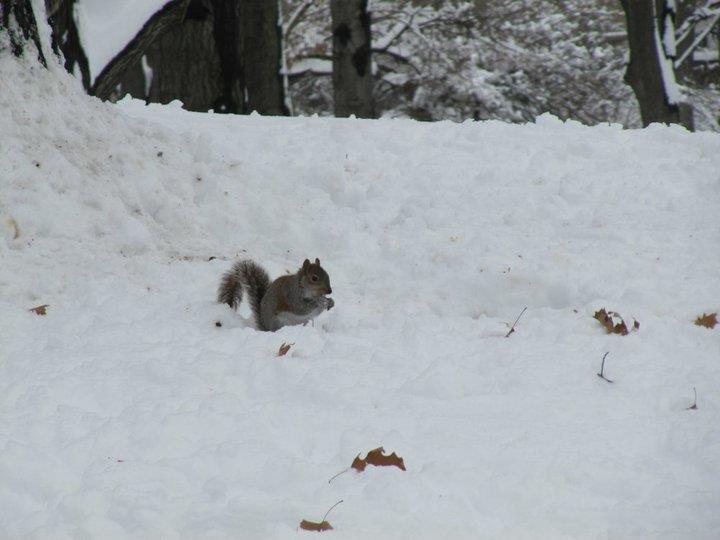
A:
[242, 0, 288, 115]
[144, 0, 221, 111]
[212, 0, 246, 113]
[117, 56, 148, 101]
[91, 0, 190, 101]
[48, 0, 90, 89]
[1, 0, 47, 66]
[330, 0, 374, 118]
[620, 0, 693, 129]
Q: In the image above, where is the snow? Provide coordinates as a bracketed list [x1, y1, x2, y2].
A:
[284, 57, 332, 76]
[74, 0, 170, 84]
[2, 53, 720, 539]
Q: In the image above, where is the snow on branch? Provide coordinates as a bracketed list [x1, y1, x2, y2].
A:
[654, 0, 681, 105]
[675, 11, 720, 67]
[283, 0, 316, 39]
[676, 0, 720, 46]
[373, 7, 425, 52]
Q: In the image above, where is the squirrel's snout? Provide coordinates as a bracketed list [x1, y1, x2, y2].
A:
[326, 287, 332, 295]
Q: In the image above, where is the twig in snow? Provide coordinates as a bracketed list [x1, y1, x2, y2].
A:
[327, 468, 349, 484]
[505, 307, 528, 337]
[321, 499, 343, 522]
[686, 387, 698, 410]
[596, 352, 613, 383]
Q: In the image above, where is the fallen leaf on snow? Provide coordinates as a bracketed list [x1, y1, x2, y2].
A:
[593, 308, 638, 336]
[351, 447, 406, 472]
[278, 342, 294, 356]
[29, 304, 49, 316]
[299, 520, 333, 532]
[694, 312, 718, 329]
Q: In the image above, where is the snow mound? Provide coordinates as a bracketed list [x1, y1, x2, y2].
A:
[2, 54, 720, 539]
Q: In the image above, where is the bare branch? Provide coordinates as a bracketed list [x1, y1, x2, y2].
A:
[686, 387, 698, 410]
[505, 307, 528, 338]
[597, 352, 613, 383]
[283, 0, 316, 40]
[676, 13, 720, 67]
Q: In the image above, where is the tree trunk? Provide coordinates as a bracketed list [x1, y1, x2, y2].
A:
[212, 0, 246, 113]
[1, 0, 47, 66]
[91, 0, 190, 101]
[48, 0, 90, 89]
[117, 55, 148, 100]
[330, 0, 374, 118]
[242, 0, 288, 115]
[144, 0, 221, 111]
[620, 0, 693, 129]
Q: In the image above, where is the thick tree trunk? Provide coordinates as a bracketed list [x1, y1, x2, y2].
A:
[48, 0, 90, 89]
[117, 56, 147, 100]
[144, 0, 221, 111]
[91, 0, 190, 101]
[1, 0, 47, 66]
[212, 0, 246, 113]
[242, 0, 288, 115]
[330, 0, 374, 118]
[620, 0, 693, 129]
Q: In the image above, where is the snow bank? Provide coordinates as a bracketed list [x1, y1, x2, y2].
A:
[2, 53, 720, 539]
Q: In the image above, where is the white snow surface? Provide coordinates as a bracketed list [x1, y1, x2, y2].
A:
[2, 54, 720, 539]
[74, 0, 170, 84]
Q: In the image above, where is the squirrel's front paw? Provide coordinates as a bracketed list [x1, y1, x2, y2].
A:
[325, 297, 335, 310]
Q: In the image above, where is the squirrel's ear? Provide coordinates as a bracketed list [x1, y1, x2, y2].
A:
[315, 258, 320, 265]
[302, 259, 310, 270]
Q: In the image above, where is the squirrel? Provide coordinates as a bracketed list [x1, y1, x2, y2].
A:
[217, 258, 334, 331]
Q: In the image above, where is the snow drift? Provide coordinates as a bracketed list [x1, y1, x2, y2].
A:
[1, 53, 720, 539]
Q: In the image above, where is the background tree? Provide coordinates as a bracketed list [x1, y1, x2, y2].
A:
[330, 0, 375, 117]
[120, 0, 227, 112]
[620, 0, 694, 129]
[47, 0, 89, 89]
[243, 0, 288, 115]
[117, 0, 285, 115]
[1, 0, 47, 66]
[91, 0, 191, 101]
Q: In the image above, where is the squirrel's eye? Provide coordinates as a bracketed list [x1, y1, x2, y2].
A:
[311, 275, 319, 282]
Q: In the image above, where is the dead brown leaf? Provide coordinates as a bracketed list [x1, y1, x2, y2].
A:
[29, 304, 49, 316]
[299, 520, 333, 532]
[594, 308, 639, 336]
[351, 447, 406, 472]
[277, 342, 294, 356]
[300, 500, 342, 532]
[694, 312, 718, 329]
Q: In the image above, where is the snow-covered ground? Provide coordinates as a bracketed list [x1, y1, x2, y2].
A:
[2, 53, 720, 539]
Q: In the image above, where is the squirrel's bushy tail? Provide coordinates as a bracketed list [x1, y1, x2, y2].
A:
[217, 260, 270, 329]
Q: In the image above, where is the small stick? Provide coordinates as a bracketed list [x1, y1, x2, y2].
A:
[686, 387, 698, 410]
[327, 468, 349, 484]
[321, 499, 343, 523]
[505, 307, 528, 337]
[597, 351, 613, 383]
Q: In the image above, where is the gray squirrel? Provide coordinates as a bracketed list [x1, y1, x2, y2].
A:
[217, 258, 334, 331]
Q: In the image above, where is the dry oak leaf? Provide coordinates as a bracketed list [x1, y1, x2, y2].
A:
[29, 304, 49, 316]
[299, 520, 333, 532]
[694, 312, 718, 329]
[277, 342, 294, 356]
[351, 447, 406, 472]
[594, 308, 639, 336]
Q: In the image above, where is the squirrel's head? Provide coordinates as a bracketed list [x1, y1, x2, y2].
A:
[299, 258, 332, 297]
